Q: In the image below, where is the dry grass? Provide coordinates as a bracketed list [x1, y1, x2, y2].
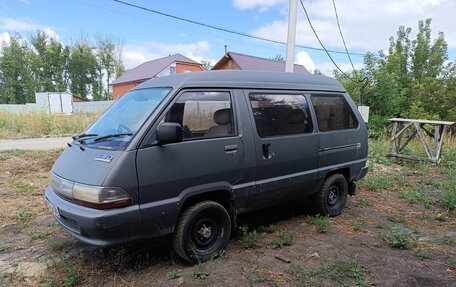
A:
[0, 111, 100, 139]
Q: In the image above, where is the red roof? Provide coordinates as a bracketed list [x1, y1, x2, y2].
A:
[112, 54, 201, 85]
[212, 52, 309, 73]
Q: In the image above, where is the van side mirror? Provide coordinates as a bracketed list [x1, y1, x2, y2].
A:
[156, 123, 183, 144]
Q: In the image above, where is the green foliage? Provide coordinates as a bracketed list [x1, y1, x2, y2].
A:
[356, 198, 371, 208]
[239, 225, 260, 249]
[0, 110, 99, 139]
[18, 210, 32, 222]
[336, 19, 455, 137]
[0, 34, 36, 104]
[415, 249, 432, 260]
[353, 220, 364, 232]
[193, 262, 209, 280]
[399, 188, 432, 206]
[379, 225, 413, 249]
[288, 259, 374, 287]
[271, 230, 295, 249]
[360, 173, 390, 192]
[0, 246, 12, 253]
[0, 31, 125, 103]
[307, 215, 332, 233]
[441, 234, 456, 246]
[166, 269, 182, 279]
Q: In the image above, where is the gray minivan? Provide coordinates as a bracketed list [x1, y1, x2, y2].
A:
[45, 70, 368, 262]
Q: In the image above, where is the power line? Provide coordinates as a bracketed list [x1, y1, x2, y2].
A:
[332, 0, 355, 71]
[69, 0, 288, 57]
[109, 0, 367, 57]
[298, 0, 351, 78]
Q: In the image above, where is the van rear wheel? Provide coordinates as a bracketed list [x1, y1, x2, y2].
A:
[172, 201, 231, 263]
[312, 174, 348, 217]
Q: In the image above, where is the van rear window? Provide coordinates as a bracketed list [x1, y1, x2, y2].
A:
[311, 95, 358, 131]
[249, 94, 313, 137]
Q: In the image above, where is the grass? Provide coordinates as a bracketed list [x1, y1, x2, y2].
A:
[399, 187, 432, 207]
[359, 173, 390, 192]
[353, 220, 364, 232]
[288, 259, 374, 287]
[271, 229, 295, 249]
[240, 225, 261, 249]
[441, 234, 456, 246]
[0, 110, 99, 139]
[0, 246, 12, 253]
[307, 215, 332, 233]
[167, 269, 183, 279]
[356, 198, 371, 208]
[387, 214, 406, 224]
[379, 225, 414, 249]
[193, 262, 209, 280]
[415, 249, 433, 260]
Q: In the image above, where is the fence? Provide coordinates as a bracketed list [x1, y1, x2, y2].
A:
[0, 92, 114, 114]
[73, 101, 114, 113]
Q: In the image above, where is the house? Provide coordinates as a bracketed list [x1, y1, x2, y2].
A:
[212, 52, 309, 73]
[112, 54, 204, 99]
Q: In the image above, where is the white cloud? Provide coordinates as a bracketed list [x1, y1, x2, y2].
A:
[123, 40, 214, 69]
[296, 50, 314, 73]
[232, 0, 287, 11]
[314, 61, 364, 77]
[250, 0, 456, 52]
[0, 32, 11, 45]
[0, 17, 59, 40]
[19, 0, 31, 4]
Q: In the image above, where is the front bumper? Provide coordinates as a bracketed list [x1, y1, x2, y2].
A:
[45, 185, 142, 247]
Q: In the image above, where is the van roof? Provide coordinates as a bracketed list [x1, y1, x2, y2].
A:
[133, 70, 346, 93]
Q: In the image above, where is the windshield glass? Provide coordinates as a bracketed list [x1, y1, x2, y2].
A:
[82, 88, 171, 149]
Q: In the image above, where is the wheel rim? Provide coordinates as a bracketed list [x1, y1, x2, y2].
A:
[191, 215, 220, 248]
[327, 183, 342, 207]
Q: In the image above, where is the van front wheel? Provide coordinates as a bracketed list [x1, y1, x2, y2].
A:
[172, 201, 231, 263]
[313, 174, 348, 217]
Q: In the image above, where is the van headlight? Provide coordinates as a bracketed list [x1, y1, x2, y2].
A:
[50, 173, 132, 209]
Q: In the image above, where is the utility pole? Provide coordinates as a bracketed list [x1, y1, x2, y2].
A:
[285, 0, 298, 72]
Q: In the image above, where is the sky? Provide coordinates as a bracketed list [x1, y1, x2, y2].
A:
[0, 0, 455, 75]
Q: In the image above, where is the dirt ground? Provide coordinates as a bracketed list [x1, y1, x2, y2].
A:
[0, 148, 455, 287]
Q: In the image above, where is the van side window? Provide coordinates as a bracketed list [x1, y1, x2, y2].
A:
[249, 94, 313, 137]
[163, 91, 235, 139]
[311, 94, 358, 131]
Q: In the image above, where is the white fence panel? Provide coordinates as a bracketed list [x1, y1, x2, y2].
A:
[73, 101, 114, 113]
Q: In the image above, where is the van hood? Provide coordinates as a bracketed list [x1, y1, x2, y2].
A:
[51, 144, 122, 186]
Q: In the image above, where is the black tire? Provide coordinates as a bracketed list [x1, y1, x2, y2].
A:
[312, 174, 348, 217]
[172, 201, 231, 263]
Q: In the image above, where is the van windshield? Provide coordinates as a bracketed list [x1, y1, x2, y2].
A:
[80, 88, 171, 149]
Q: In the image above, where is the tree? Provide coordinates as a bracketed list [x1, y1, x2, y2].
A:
[336, 19, 454, 135]
[270, 54, 284, 61]
[96, 35, 125, 100]
[200, 60, 212, 70]
[67, 41, 100, 99]
[0, 34, 36, 104]
[30, 31, 69, 93]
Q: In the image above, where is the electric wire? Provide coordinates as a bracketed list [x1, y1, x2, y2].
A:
[332, 0, 355, 71]
[299, 0, 351, 78]
[109, 0, 367, 57]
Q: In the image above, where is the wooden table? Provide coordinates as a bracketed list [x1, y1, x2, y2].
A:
[386, 118, 454, 163]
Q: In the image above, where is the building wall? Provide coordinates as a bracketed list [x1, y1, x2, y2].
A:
[212, 59, 240, 71]
[112, 62, 203, 99]
[176, 63, 204, 73]
[112, 82, 142, 99]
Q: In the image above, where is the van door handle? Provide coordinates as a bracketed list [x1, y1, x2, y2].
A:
[225, 144, 238, 154]
[262, 143, 272, 159]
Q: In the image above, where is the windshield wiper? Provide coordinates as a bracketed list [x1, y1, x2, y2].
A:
[72, 133, 98, 141]
[93, 133, 133, 142]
